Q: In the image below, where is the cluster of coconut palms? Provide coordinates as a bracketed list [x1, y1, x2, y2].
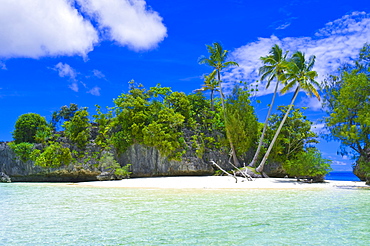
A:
[199, 42, 321, 177]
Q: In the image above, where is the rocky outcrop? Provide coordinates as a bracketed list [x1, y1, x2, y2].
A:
[263, 161, 287, 178]
[0, 172, 11, 182]
[0, 142, 234, 182]
[0, 142, 100, 182]
[118, 144, 230, 177]
[353, 163, 367, 181]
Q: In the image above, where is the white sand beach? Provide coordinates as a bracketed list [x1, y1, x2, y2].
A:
[75, 176, 368, 189]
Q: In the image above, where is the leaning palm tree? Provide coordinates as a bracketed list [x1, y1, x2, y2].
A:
[249, 44, 289, 167]
[255, 51, 321, 174]
[198, 42, 239, 165]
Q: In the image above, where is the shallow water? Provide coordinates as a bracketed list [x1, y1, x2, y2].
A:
[1, 183, 369, 245]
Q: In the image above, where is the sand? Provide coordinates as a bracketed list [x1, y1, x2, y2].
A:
[75, 176, 369, 190]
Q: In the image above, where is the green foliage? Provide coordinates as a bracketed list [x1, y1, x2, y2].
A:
[323, 44, 370, 175]
[114, 164, 132, 179]
[8, 142, 35, 162]
[98, 152, 132, 178]
[51, 103, 79, 128]
[31, 142, 72, 168]
[93, 105, 113, 149]
[284, 148, 332, 178]
[63, 109, 91, 149]
[35, 124, 53, 144]
[111, 81, 216, 160]
[12, 113, 48, 144]
[265, 106, 318, 163]
[98, 152, 119, 171]
[225, 83, 258, 156]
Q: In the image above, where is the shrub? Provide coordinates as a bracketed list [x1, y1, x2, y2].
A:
[284, 148, 332, 180]
[31, 142, 72, 168]
[8, 142, 34, 162]
[12, 113, 47, 143]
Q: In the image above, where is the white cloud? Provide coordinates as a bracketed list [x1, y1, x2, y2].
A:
[76, 0, 167, 51]
[332, 160, 348, 166]
[54, 62, 77, 80]
[0, 0, 167, 59]
[0, 0, 98, 58]
[69, 82, 79, 92]
[276, 22, 291, 30]
[87, 86, 101, 96]
[227, 11, 370, 107]
[310, 123, 326, 135]
[0, 61, 6, 70]
[92, 69, 106, 79]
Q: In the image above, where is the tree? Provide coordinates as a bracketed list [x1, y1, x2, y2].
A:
[31, 142, 72, 168]
[284, 147, 332, 181]
[194, 74, 220, 111]
[264, 106, 318, 163]
[324, 71, 370, 178]
[198, 42, 240, 165]
[51, 103, 79, 128]
[12, 113, 48, 144]
[256, 51, 321, 174]
[63, 108, 91, 150]
[225, 84, 258, 157]
[250, 44, 289, 167]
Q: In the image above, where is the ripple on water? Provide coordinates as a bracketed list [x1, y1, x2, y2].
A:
[0, 183, 369, 245]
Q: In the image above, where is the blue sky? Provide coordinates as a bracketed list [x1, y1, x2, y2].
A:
[1, 0, 369, 171]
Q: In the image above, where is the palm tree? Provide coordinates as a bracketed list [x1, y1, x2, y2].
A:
[255, 51, 321, 174]
[249, 44, 289, 167]
[193, 74, 220, 111]
[198, 42, 239, 165]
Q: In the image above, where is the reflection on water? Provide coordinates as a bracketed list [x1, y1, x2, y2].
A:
[1, 183, 369, 245]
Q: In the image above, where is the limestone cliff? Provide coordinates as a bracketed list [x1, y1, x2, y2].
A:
[0, 142, 235, 182]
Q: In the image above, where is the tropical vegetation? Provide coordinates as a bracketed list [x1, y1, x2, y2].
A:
[8, 42, 370, 182]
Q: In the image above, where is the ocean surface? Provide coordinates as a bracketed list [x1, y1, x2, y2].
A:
[325, 171, 361, 181]
[1, 182, 369, 245]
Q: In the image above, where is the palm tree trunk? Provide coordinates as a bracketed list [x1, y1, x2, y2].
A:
[218, 70, 240, 166]
[256, 86, 300, 174]
[210, 89, 214, 111]
[249, 80, 280, 167]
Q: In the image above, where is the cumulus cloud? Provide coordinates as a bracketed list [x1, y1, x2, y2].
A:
[0, 0, 98, 58]
[0, 0, 167, 59]
[54, 62, 77, 80]
[226, 11, 370, 107]
[76, 0, 167, 50]
[87, 86, 101, 96]
[53, 62, 81, 92]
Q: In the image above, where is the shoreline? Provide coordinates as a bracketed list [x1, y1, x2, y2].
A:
[73, 176, 369, 190]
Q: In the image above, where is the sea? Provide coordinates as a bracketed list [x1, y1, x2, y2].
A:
[325, 171, 361, 181]
[1, 180, 369, 245]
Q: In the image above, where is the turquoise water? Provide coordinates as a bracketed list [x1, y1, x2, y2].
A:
[1, 183, 369, 245]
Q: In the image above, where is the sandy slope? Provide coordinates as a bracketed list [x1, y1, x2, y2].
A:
[75, 176, 368, 189]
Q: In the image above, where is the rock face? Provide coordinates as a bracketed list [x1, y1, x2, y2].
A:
[353, 163, 367, 181]
[0, 142, 100, 182]
[0, 172, 11, 182]
[263, 161, 287, 178]
[118, 144, 230, 177]
[0, 141, 298, 181]
[0, 142, 235, 181]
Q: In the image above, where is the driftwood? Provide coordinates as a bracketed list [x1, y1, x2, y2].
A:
[210, 160, 238, 183]
[227, 151, 253, 181]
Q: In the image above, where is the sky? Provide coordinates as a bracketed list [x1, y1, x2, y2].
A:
[1, 0, 369, 171]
